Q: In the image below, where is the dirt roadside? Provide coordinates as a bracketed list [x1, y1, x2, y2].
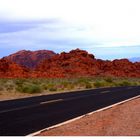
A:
[38, 98, 140, 136]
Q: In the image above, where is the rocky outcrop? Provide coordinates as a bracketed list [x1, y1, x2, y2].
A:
[36, 49, 98, 78]
[0, 49, 140, 78]
[36, 49, 140, 78]
[0, 58, 30, 78]
[4, 50, 56, 69]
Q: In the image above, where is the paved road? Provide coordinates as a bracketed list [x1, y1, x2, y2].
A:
[0, 86, 139, 136]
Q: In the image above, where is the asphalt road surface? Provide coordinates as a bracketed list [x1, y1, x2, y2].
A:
[0, 86, 140, 136]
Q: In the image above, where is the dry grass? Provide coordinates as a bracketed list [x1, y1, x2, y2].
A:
[0, 77, 140, 101]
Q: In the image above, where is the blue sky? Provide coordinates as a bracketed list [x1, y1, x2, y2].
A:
[0, 0, 140, 60]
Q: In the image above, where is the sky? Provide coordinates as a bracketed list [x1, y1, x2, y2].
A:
[0, 0, 140, 60]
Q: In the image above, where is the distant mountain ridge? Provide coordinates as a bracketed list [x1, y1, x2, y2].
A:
[0, 49, 140, 78]
[4, 50, 56, 69]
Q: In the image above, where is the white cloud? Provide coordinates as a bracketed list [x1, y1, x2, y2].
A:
[1, 0, 140, 43]
[0, 0, 140, 58]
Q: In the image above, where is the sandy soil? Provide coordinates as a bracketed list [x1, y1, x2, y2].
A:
[38, 98, 140, 136]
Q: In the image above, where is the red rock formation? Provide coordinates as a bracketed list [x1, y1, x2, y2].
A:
[4, 50, 56, 69]
[0, 58, 30, 78]
[96, 58, 140, 77]
[36, 49, 140, 78]
[0, 49, 140, 78]
[36, 49, 99, 78]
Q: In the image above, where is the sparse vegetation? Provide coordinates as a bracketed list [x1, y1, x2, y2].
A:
[16, 84, 42, 94]
[0, 77, 139, 95]
[85, 82, 92, 89]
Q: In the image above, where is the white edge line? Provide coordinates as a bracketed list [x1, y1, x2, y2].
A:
[27, 95, 140, 136]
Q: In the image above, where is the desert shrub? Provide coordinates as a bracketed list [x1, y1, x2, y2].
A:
[138, 82, 140, 86]
[15, 79, 26, 87]
[72, 78, 88, 89]
[105, 77, 113, 83]
[94, 81, 109, 88]
[77, 77, 89, 83]
[131, 82, 138, 86]
[67, 84, 75, 90]
[0, 77, 139, 95]
[0, 79, 7, 84]
[85, 82, 92, 89]
[60, 81, 69, 89]
[94, 81, 103, 88]
[85, 84, 92, 89]
[118, 81, 132, 86]
[46, 83, 57, 91]
[49, 87, 57, 91]
[113, 82, 120, 87]
[5, 84, 14, 91]
[46, 83, 54, 89]
[16, 84, 42, 94]
[3, 80, 15, 91]
[41, 84, 48, 90]
[30, 79, 43, 85]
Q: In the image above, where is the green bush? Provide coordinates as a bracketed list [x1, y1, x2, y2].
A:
[41, 84, 48, 90]
[0, 77, 139, 95]
[118, 81, 132, 86]
[131, 82, 138, 86]
[67, 84, 75, 90]
[49, 87, 57, 91]
[94, 81, 104, 88]
[77, 77, 88, 83]
[15, 79, 26, 86]
[16, 84, 42, 94]
[105, 77, 113, 83]
[46, 83, 57, 91]
[60, 81, 69, 89]
[85, 82, 92, 89]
